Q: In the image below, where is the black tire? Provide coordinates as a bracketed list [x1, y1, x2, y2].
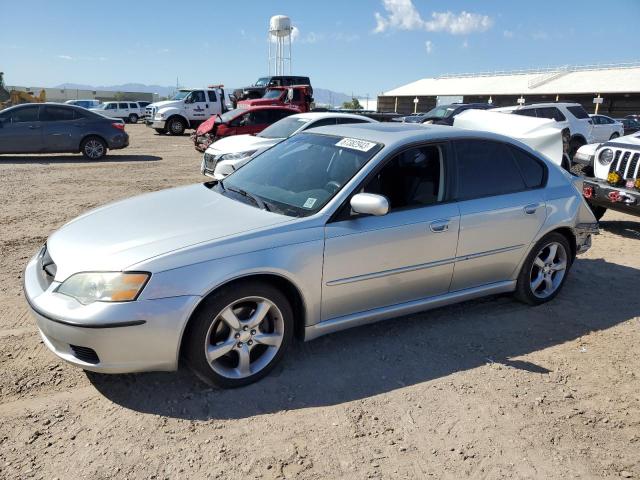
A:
[154, 128, 167, 135]
[515, 232, 572, 306]
[569, 137, 585, 161]
[609, 133, 620, 140]
[80, 136, 107, 160]
[167, 117, 186, 136]
[588, 204, 607, 221]
[128, 114, 139, 124]
[184, 281, 294, 388]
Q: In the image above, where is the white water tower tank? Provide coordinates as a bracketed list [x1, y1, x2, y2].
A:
[269, 15, 292, 37]
[268, 15, 293, 75]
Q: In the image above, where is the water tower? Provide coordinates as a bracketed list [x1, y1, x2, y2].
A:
[268, 15, 292, 76]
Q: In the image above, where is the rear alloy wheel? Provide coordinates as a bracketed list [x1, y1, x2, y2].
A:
[81, 137, 107, 160]
[515, 233, 571, 305]
[185, 282, 293, 388]
[128, 113, 139, 124]
[168, 117, 186, 136]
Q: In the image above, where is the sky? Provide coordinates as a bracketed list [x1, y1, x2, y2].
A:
[1, 0, 639, 96]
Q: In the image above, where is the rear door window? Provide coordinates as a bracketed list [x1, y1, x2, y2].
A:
[454, 139, 527, 200]
[42, 106, 76, 122]
[207, 91, 217, 102]
[129, 103, 138, 109]
[536, 107, 566, 121]
[118, 103, 129, 109]
[567, 105, 590, 119]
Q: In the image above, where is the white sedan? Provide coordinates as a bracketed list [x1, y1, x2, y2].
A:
[201, 112, 377, 179]
[589, 114, 624, 143]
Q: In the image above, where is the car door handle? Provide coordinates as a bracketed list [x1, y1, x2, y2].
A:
[524, 203, 541, 214]
[29, 125, 41, 129]
[429, 219, 450, 233]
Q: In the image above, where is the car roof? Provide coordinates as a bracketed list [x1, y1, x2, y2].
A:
[290, 112, 375, 121]
[306, 122, 517, 149]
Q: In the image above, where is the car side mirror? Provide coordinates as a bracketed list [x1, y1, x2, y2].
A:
[287, 88, 294, 101]
[350, 193, 389, 216]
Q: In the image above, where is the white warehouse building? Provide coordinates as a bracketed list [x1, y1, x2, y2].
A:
[378, 63, 640, 117]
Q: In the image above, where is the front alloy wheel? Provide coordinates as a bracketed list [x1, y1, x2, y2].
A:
[185, 282, 293, 388]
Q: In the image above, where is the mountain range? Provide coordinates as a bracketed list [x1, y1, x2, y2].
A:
[54, 83, 354, 106]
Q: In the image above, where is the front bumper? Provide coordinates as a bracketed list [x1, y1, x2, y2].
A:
[145, 118, 166, 129]
[24, 252, 199, 373]
[583, 178, 640, 216]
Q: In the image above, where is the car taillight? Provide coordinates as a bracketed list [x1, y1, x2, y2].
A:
[112, 122, 125, 131]
[583, 185, 593, 199]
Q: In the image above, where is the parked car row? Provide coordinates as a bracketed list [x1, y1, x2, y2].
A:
[0, 103, 128, 158]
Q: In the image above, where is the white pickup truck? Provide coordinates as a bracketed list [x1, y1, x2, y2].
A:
[145, 86, 226, 135]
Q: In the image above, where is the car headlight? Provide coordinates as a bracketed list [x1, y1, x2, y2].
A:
[598, 148, 614, 166]
[57, 272, 150, 305]
[155, 112, 165, 119]
[218, 150, 258, 162]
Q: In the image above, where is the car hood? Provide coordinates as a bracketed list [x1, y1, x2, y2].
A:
[47, 184, 292, 280]
[205, 134, 280, 155]
[151, 100, 182, 110]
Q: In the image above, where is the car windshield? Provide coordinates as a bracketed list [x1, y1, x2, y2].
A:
[218, 133, 382, 216]
[263, 89, 284, 99]
[217, 107, 247, 123]
[92, 104, 107, 109]
[254, 77, 270, 87]
[425, 105, 456, 118]
[257, 117, 310, 139]
[171, 91, 190, 100]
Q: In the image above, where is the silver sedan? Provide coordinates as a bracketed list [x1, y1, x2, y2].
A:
[24, 123, 598, 387]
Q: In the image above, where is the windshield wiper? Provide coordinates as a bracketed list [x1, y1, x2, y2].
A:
[226, 185, 270, 211]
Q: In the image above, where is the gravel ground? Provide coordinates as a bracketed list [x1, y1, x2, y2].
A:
[0, 124, 639, 479]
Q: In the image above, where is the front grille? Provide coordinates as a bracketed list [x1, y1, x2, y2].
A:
[145, 106, 155, 118]
[70, 345, 100, 364]
[609, 149, 640, 180]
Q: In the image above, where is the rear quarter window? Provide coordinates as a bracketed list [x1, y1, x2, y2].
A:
[567, 105, 589, 119]
[509, 146, 546, 188]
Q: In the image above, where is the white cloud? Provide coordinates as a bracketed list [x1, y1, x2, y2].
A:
[425, 40, 433, 54]
[374, 0, 425, 33]
[503, 30, 514, 38]
[57, 55, 73, 60]
[373, 0, 493, 35]
[424, 11, 493, 35]
[291, 26, 300, 43]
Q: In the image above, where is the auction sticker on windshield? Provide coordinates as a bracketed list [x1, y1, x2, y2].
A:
[303, 198, 317, 209]
[335, 138, 377, 152]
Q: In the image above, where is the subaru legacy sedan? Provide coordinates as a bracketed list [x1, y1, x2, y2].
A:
[24, 123, 598, 388]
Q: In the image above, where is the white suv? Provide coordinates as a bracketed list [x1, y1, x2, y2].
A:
[494, 102, 595, 165]
[90, 101, 146, 123]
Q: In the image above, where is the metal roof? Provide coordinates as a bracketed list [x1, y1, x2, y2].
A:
[383, 63, 640, 97]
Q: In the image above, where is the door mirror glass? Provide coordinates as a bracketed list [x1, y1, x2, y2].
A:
[350, 193, 389, 216]
[287, 88, 294, 101]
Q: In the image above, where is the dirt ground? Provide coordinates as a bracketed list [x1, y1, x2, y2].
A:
[0, 124, 639, 480]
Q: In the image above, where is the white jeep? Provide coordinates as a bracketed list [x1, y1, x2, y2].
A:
[145, 87, 226, 135]
[577, 133, 640, 220]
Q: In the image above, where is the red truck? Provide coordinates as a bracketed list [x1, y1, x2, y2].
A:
[191, 105, 300, 152]
[237, 85, 313, 112]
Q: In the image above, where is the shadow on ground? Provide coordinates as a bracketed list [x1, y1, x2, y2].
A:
[600, 219, 640, 240]
[0, 154, 161, 164]
[88, 258, 640, 420]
